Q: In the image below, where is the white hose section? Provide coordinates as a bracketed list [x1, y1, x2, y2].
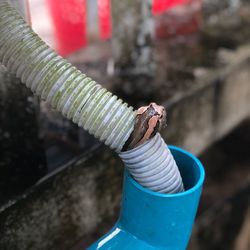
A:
[119, 133, 184, 193]
[0, 0, 184, 194]
[0, 1, 135, 152]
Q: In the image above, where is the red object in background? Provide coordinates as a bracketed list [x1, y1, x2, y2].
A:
[46, 0, 87, 56]
[45, 0, 200, 56]
[153, 0, 202, 39]
[152, 0, 188, 15]
[98, 0, 112, 40]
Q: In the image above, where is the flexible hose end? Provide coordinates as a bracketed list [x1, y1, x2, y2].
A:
[119, 133, 184, 194]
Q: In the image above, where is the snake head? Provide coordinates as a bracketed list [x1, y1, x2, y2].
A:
[122, 102, 167, 151]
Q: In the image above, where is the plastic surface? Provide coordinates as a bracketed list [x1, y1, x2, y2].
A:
[119, 133, 184, 193]
[0, 0, 135, 152]
[88, 145, 205, 250]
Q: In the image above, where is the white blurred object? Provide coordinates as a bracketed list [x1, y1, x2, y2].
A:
[29, 0, 55, 49]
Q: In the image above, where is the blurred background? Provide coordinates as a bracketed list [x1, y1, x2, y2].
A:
[0, 0, 249, 249]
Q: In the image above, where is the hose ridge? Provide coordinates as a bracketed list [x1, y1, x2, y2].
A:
[0, 1, 135, 152]
[119, 133, 184, 193]
[0, 0, 184, 194]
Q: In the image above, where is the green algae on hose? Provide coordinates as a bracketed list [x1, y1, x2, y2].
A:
[51, 71, 80, 108]
[0, 0, 135, 152]
[0, 0, 185, 195]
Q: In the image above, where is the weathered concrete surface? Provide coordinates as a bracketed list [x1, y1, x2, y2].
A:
[0, 67, 46, 206]
[111, 0, 153, 74]
[0, 147, 123, 250]
[110, 0, 155, 105]
[189, 179, 250, 250]
[234, 208, 250, 250]
[188, 119, 250, 250]
[164, 45, 250, 155]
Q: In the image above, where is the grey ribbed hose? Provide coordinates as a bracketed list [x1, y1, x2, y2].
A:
[120, 133, 184, 193]
[0, 0, 184, 193]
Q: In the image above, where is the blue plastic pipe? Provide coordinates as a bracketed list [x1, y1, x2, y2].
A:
[88, 146, 205, 250]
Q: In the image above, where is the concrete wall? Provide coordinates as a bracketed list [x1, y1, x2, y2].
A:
[165, 45, 250, 154]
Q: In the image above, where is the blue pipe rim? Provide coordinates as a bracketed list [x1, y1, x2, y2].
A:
[126, 145, 205, 198]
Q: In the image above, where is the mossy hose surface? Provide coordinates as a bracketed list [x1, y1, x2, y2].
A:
[0, 0, 183, 194]
[0, 1, 135, 152]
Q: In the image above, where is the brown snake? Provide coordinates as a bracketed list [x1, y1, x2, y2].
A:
[122, 103, 167, 151]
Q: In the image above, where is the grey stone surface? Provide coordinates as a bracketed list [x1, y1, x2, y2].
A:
[111, 0, 153, 74]
[0, 147, 123, 250]
[0, 67, 46, 206]
[188, 119, 250, 250]
[164, 45, 250, 155]
[189, 180, 250, 250]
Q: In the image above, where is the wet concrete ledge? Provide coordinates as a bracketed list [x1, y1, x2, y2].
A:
[0, 42, 250, 250]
